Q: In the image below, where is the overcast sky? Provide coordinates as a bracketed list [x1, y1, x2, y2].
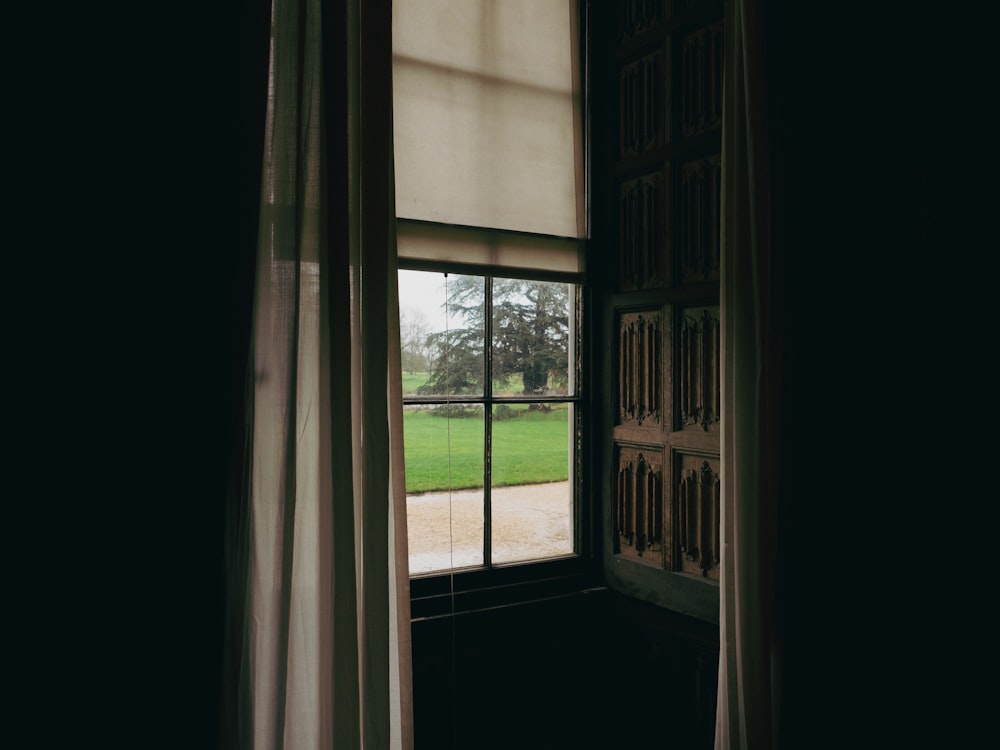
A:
[398, 269, 469, 332]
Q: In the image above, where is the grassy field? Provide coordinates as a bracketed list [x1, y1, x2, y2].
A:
[401, 371, 432, 394]
[402, 404, 569, 494]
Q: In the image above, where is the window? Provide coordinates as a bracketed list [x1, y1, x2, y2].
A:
[392, 0, 586, 577]
[399, 269, 580, 574]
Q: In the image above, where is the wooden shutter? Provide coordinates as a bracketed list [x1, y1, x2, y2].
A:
[594, 0, 724, 622]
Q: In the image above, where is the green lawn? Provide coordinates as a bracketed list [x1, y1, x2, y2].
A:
[402, 404, 569, 494]
[401, 371, 432, 394]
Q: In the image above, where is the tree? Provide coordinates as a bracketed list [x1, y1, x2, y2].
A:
[492, 278, 570, 396]
[419, 276, 570, 399]
[417, 277, 484, 395]
[400, 307, 430, 374]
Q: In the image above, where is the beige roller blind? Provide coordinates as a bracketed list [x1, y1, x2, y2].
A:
[395, 219, 583, 274]
[392, 0, 585, 272]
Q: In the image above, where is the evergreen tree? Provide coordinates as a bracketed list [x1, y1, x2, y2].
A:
[419, 276, 570, 400]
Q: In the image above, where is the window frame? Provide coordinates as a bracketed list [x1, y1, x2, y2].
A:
[398, 254, 589, 584]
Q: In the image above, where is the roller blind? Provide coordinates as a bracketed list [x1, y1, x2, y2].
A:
[392, 0, 585, 273]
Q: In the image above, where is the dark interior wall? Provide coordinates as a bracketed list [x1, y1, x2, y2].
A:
[12, 3, 271, 746]
[749, 3, 946, 745]
[410, 589, 718, 750]
[411, 593, 610, 750]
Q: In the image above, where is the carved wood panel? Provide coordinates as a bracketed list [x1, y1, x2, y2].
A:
[614, 445, 665, 568]
[675, 453, 720, 580]
[678, 306, 720, 432]
[680, 154, 722, 283]
[620, 50, 665, 158]
[617, 310, 663, 428]
[681, 22, 723, 138]
[618, 0, 666, 41]
[600, 0, 724, 615]
[619, 171, 667, 291]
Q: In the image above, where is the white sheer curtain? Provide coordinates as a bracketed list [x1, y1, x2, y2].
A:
[225, 0, 412, 747]
[715, 0, 782, 747]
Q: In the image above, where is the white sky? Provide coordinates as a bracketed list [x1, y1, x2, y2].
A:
[398, 268, 471, 332]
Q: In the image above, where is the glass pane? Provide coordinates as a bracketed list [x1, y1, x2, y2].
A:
[404, 403, 485, 574]
[491, 278, 573, 397]
[490, 402, 573, 565]
[398, 269, 485, 397]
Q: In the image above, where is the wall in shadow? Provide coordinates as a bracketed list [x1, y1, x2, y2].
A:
[411, 588, 718, 749]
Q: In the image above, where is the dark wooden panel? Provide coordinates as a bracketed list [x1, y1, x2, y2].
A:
[680, 155, 722, 283]
[599, 0, 723, 620]
[674, 450, 721, 580]
[678, 305, 720, 433]
[619, 170, 669, 290]
[614, 443, 667, 568]
[616, 308, 666, 427]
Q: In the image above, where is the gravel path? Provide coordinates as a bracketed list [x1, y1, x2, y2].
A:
[406, 481, 572, 574]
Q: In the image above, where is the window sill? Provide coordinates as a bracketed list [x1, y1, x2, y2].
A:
[409, 555, 601, 620]
[606, 555, 720, 625]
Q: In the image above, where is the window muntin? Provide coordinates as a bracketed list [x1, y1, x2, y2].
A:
[399, 269, 578, 575]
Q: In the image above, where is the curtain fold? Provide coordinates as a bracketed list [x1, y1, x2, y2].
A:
[224, 0, 412, 747]
[715, 0, 782, 747]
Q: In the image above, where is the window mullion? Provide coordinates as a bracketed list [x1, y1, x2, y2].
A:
[483, 275, 493, 567]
